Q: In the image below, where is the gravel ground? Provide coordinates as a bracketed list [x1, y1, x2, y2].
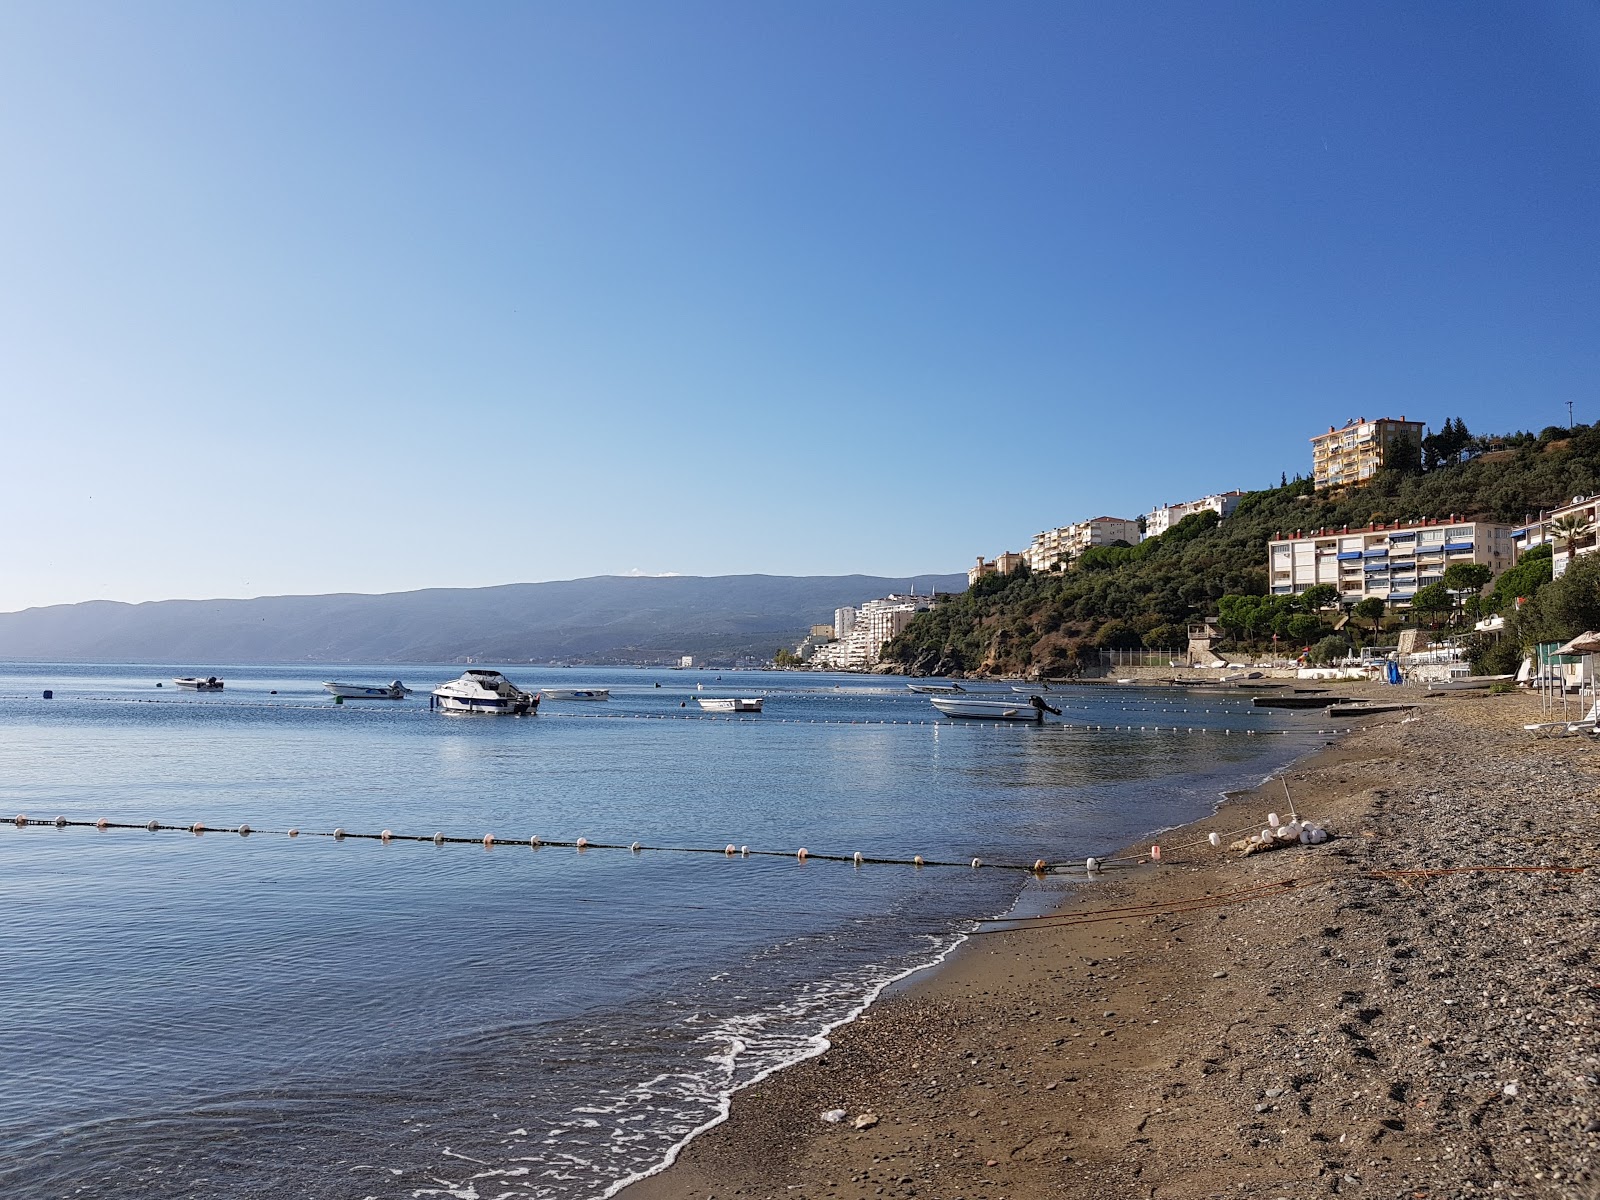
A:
[625, 689, 1599, 1200]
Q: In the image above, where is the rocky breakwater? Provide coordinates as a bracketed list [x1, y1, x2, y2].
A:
[623, 692, 1596, 1200]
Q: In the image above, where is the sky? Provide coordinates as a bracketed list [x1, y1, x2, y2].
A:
[2, 1, 1597, 611]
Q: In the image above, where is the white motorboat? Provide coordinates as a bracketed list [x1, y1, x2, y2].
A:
[431, 669, 539, 715]
[929, 695, 1058, 722]
[907, 682, 966, 694]
[540, 688, 611, 701]
[695, 697, 764, 713]
[324, 680, 411, 699]
[1425, 674, 1515, 692]
[173, 676, 225, 691]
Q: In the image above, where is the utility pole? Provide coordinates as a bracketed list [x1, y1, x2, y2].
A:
[1568, 399, 1575, 430]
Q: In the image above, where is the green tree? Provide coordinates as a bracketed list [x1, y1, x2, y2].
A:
[1410, 583, 1453, 627]
[1298, 584, 1338, 612]
[1353, 596, 1386, 637]
[1489, 544, 1552, 612]
[1309, 634, 1351, 665]
[1441, 561, 1494, 627]
[1285, 612, 1323, 644]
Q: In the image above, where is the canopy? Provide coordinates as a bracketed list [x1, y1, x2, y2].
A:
[1556, 631, 1600, 655]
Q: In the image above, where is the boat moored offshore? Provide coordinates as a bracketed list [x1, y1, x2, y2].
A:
[694, 697, 763, 713]
[431, 670, 539, 715]
[324, 680, 411, 699]
[173, 676, 225, 690]
[540, 688, 611, 701]
[929, 695, 1059, 722]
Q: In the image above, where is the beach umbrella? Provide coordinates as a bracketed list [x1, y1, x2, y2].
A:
[1555, 631, 1600, 655]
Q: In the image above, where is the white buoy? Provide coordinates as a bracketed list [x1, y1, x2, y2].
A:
[631, 841, 642, 853]
[853, 851, 864, 865]
[484, 833, 496, 847]
[576, 837, 588, 849]
[333, 827, 346, 840]
[725, 844, 737, 855]
[1086, 856, 1101, 873]
[96, 818, 108, 830]
[190, 822, 204, 834]
[971, 857, 982, 869]
[1032, 859, 1048, 873]
[433, 831, 446, 845]
[13, 814, 26, 827]
[1207, 832, 1221, 848]
[1266, 812, 1281, 828]
[913, 855, 925, 867]
[797, 847, 809, 860]
[238, 824, 251, 837]
[55, 816, 67, 827]
[528, 835, 540, 847]
[380, 829, 393, 842]
[287, 827, 299, 838]
[741, 845, 750, 856]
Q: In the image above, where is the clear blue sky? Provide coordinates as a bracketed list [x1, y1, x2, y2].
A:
[2, 1, 1596, 611]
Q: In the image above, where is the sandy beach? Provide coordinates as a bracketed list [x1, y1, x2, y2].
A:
[625, 686, 1598, 1199]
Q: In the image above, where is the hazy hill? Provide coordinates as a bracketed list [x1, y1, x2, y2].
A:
[0, 573, 966, 665]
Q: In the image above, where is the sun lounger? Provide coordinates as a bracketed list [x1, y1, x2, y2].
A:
[1525, 699, 1600, 737]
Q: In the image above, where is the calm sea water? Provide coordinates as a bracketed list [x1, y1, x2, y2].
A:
[0, 663, 1330, 1198]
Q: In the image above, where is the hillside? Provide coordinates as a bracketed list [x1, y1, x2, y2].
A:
[886, 422, 1600, 677]
[0, 573, 966, 665]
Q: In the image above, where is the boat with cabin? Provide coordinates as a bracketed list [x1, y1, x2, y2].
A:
[324, 680, 411, 699]
[173, 676, 225, 690]
[695, 697, 764, 713]
[431, 670, 539, 715]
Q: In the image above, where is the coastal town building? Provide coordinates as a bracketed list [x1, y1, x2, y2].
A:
[809, 624, 834, 639]
[1267, 518, 1515, 606]
[1021, 517, 1142, 573]
[1145, 490, 1244, 538]
[1310, 416, 1425, 491]
[809, 594, 931, 669]
[1512, 494, 1600, 577]
[969, 551, 1025, 586]
[833, 607, 858, 639]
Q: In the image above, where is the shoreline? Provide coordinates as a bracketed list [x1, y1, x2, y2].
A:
[622, 685, 1597, 1199]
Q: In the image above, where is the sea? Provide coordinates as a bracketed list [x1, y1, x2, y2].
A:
[0, 663, 1338, 1199]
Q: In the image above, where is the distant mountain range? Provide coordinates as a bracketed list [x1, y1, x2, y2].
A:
[0, 574, 967, 665]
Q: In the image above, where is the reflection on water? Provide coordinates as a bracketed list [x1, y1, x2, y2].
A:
[0, 664, 1321, 1197]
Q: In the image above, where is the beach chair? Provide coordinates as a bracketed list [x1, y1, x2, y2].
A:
[1525, 697, 1600, 738]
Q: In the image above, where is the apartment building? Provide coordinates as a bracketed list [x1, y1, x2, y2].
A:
[1310, 416, 1425, 491]
[1021, 517, 1142, 572]
[810, 595, 930, 669]
[1145, 490, 1244, 538]
[1512, 494, 1600, 578]
[1268, 518, 1515, 606]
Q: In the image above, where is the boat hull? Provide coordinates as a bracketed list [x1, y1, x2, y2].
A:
[929, 697, 1044, 722]
[173, 677, 224, 691]
[541, 689, 611, 701]
[695, 697, 763, 713]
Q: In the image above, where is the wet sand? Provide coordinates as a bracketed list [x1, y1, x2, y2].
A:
[624, 686, 1598, 1199]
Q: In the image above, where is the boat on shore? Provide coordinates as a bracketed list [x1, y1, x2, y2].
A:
[173, 676, 224, 690]
[907, 682, 965, 694]
[695, 697, 763, 713]
[1425, 674, 1514, 692]
[1252, 694, 1349, 709]
[431, 670, 539, 715]
[1328, 701, 1418, 717]
[929, 695, 1060, 722]
[541, 688, 611, 701]
[324, 680, 411, 699]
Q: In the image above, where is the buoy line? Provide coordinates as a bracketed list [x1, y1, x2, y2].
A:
[3, 814, 1141, 877]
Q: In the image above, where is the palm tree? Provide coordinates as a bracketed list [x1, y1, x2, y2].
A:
[1549, 513, 1595, 569]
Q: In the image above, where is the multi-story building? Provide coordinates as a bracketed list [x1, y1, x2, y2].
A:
[1145, 490, 1244, 538]
[1021, 517, 1142, 572]
[833, 607, 857, 639]
[1514, 494, 1600, 577]
[810, 594, 930, 669]
[1267, 518, 1515, 607]
[1310, 416, 1425, 491]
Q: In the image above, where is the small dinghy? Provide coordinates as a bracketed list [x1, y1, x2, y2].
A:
[907, 682, 965, 694]
[173, 676, 225, 691]
[695, 697, 763, 713]
[541, 688, 611, 701]
[930, 695, 1060, 722]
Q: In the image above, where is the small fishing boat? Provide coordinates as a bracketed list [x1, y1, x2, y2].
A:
[324, 680, 411, 699]
[929, 695, 1060, 722]
[907, 682, 965, 694]
[431, 670, 539, 715]
[541, 688, 611, 701]
[695, 697, 763, 713]
[173, 676, 224, 690]
[1010, 684, 1051, 693]
[1424, 674, 1514, 692]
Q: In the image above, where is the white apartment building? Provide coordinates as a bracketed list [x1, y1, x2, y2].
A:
[810, 595, 928, 669]
[1512, 494, 1599, 577]
[1022, 517, 1142, 572]
[1268, 519, 1515, 606]
[833, 607, 858, 639]
[1146, 490, 1244, 538]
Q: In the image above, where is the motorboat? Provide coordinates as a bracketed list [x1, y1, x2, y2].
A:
[695, 697, 764, 713]
[431, 670, 539, 715]
[173, 676, 224, 690]
[324, 680, 411, 699]
[907, 682, 965, 694]
[930, 695, 1059, 722]
[541, 688, 611, 701]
